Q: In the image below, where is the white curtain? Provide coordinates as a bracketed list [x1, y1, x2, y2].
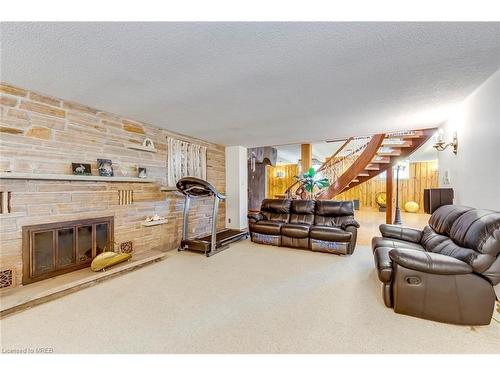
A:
[167, 137, 207, 186]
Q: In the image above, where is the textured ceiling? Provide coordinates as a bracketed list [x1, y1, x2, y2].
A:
[1, 22, 499, 147]
[276, 142, 343, 164]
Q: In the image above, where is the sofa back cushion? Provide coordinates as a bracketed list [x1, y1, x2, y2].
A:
[428, 205, 473, 236]
[425, 237, 477, 268]
[314, 200, 354, 227]
[447, 209, 500, 283]
[290, 200, 316, 225]
[421, 226, 450, 252]
[260, 199, 292, 223]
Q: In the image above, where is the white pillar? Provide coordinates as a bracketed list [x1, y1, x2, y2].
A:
[225, 146, 248, 230]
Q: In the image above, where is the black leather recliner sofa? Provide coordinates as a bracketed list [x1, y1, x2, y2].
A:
[248, 199, 359, 254]
[372, 204, 500, 325]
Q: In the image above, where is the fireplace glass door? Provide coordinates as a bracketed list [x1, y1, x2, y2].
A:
[33, 231, 55, 275]
[23, 217, 113, 284]
[57, 228, 75, 267]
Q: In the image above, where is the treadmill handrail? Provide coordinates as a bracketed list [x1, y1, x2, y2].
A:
[176, 177, 225, 200]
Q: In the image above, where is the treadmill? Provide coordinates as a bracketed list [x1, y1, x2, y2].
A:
[176, 177, 248, 257]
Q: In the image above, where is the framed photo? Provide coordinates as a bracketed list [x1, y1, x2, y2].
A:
[71, 163, 92, 176]
[97, 159, 113, 177]
[138, 167, 147, 178]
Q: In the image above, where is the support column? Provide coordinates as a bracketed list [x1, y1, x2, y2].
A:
[300, 144, 312, 172]
[386, 167, 393, 224]
[225, 146, 248, 230]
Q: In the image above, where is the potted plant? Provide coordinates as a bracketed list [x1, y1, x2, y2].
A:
[294, 167, 330, 199]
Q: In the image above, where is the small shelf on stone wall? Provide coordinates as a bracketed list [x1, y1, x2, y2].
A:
[0, 172, 156, 183]
[141, 219, 168, 227]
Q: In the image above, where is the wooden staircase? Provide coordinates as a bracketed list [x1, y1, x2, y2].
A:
[335, 128, 436, 196]
[288, 128, 436, 200]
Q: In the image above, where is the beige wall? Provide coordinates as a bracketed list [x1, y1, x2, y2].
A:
[0, 83, 225, 288]
[438, 69, 500, 211]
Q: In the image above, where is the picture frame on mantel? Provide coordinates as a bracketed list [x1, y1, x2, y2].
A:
[97, 159, 114, 177]
[138, 167, 147, 178]
[71, 163, 92, 176]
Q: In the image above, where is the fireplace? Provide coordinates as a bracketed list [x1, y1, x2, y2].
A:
[22, 217, 114, 284]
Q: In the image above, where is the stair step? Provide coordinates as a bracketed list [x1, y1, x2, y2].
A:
[382, 140, 413, 148]
[365, 163, 380, 170]
[377, 148, 402, 156]
[357, 172, 370, 177]
[351, 179, 359, 183]
[372, 156, 391, 163]
[385, 130, 424, 139]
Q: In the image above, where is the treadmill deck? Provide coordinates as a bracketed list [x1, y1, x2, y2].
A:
[180, 229, 248, 254]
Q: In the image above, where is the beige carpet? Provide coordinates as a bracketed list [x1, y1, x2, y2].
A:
[1, 240, 499, 354]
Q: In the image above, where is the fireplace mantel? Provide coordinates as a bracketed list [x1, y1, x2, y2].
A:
[0, 172, 156, 183]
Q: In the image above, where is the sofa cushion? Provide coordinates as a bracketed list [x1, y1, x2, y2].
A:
[249, 220, 283, 236]
[260, 199, 291, 223]
[372, 237, 425, 252]
[428, 204, 473, 236]
[427, 238, 476, 265]
[420, 226, 450, 252]
[314, 200, 354, 227]
[448, 209, 500, 281]
[315, 200, 354, 216]
[289, 200, 315, 225]
[449, 209, 500, 255]
[310, 226, 352, 242]
[374, 247, 393, 283]
[282, 223, 310, 238]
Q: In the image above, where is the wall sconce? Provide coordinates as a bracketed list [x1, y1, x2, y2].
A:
[276, 171, 285, 178]
[433, 130, 458, 155]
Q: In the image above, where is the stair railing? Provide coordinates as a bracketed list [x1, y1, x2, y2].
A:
[283, 136, 372, 199]
[316, 136, 372, 196]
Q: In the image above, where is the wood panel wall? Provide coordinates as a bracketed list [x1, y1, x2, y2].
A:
[336, 160, 438, 213]
[266, 164, 299, 199]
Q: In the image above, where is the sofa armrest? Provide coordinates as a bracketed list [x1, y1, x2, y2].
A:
[341, 219, 360, 230]
[389, 249, 473, 275]
[379, 224, 423, 243]
[248, 212, 264, 223]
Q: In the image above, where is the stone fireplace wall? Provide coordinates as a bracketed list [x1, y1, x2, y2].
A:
[0, 83, 225, 288]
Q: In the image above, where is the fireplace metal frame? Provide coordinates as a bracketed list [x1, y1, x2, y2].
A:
[22, 216, 114, 284]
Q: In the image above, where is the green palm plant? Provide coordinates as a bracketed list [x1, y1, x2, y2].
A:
[294, 167, 330, 199]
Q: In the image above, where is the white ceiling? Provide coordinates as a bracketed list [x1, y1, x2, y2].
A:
[1, 22, 499, 147]
[276, 142, 343, 164]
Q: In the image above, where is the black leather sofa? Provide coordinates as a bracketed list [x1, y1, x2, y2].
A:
[372, 204, 500, 325]
[248, 199, 359, 254]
